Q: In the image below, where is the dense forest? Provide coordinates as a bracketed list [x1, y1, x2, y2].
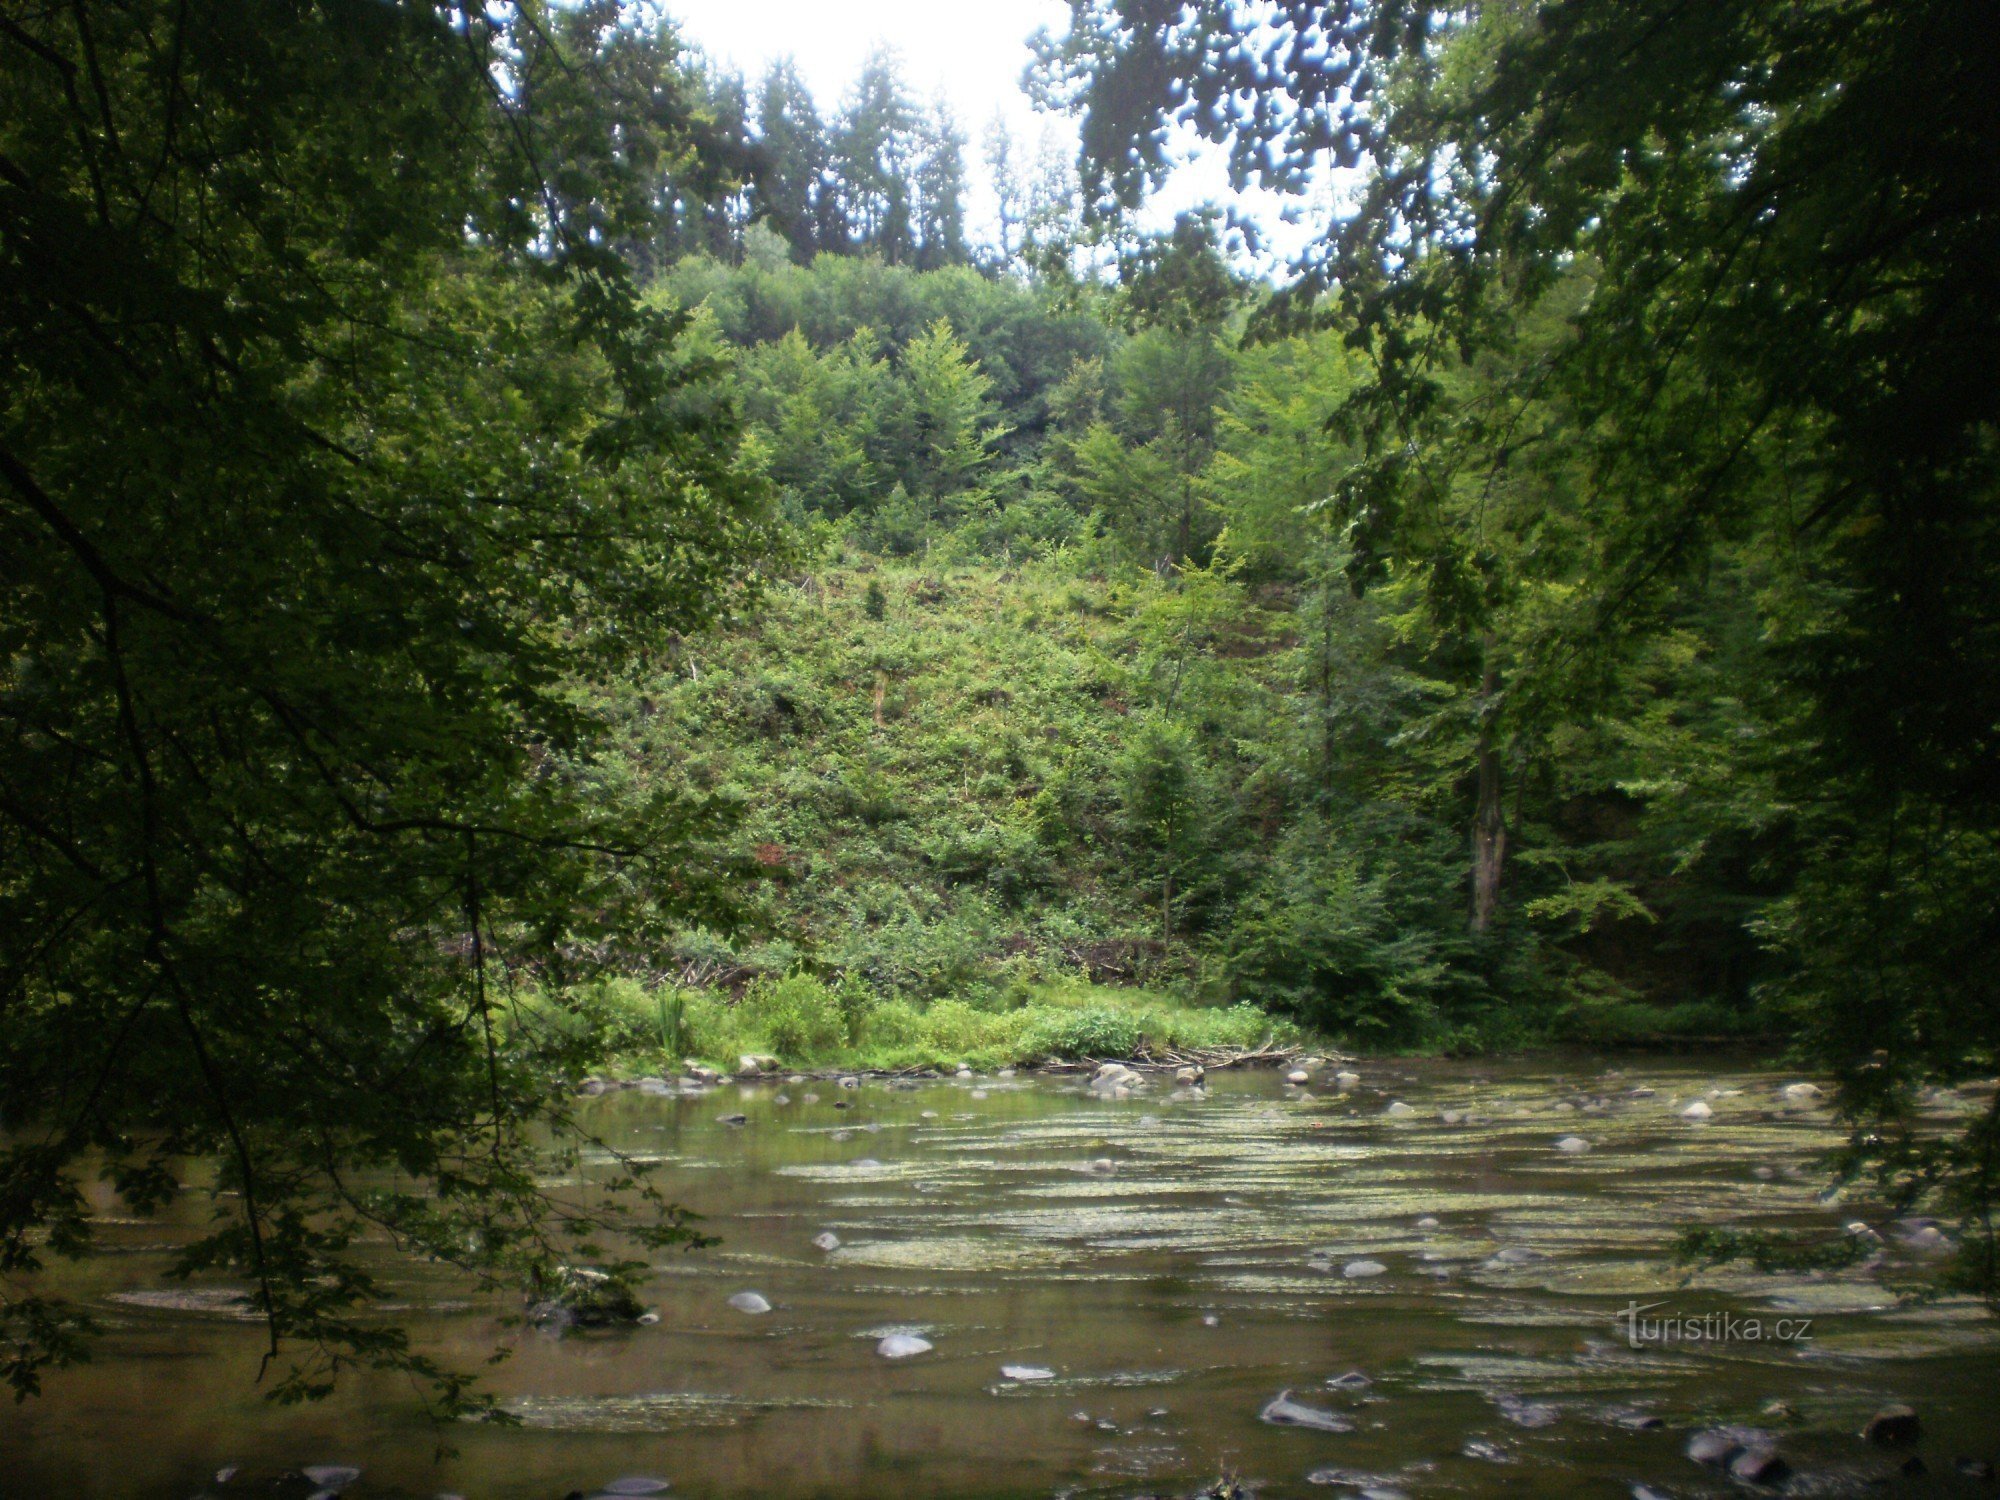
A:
[3, 0, 1994, 1411]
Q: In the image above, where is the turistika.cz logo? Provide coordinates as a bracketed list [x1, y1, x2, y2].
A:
[1616, 1301, 1813, 1349]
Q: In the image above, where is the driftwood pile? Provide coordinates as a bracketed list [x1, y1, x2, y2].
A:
[1039, 1038, 1340, 1074]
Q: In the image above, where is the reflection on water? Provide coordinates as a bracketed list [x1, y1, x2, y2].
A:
[6, 1056, 1996, 1498]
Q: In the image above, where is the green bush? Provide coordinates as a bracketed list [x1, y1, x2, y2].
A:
[1021, 1004, 1141, 1060]
[741, 973, 846, 1060]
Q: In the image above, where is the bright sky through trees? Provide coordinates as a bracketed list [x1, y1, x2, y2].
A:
[671, 0, 1323, 263]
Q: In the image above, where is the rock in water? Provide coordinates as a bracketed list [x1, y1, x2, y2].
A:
[1326, 1370, 1372, 1390]
[726, 1291, 772, 1315]
[1287, 1070, 1312, 1085]
[300, 1468, 361, 1492]
[1680, 1100, 1713, 1121]
[717, 1112, 747, 1126]
[812, 1231, 841, 1252]
[1863, 1404, 1921, 1445]
[1556, 1135, 1591, 1153]
[600, 1479, 672, 1496]
[877, 1333, 933, 1359]
[1001, 1364, 1056, 1381]
[1687, 1427, 1770, 1466]
[1782, 1081, 1823, 1101]
[1335, 1071, 1360, 1089]
[1342, 1259, 1388, 1278]
[1385, 1101, 1416, 1117]
[527, 1265, 645, 1327]
[1260, 1390, 1354, 1432]
[1090, 1062, 1144, 1091]
[1729, 1447, 1791, 1485]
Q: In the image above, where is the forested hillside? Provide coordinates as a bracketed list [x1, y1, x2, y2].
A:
[604, 242, 1778, 1054]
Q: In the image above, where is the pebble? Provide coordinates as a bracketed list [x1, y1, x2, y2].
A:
[811, 1231, 840, 1252]
[877, 1333, 933, 1359]
[1680, 1100, 1713, 1121]
[1287, 1069, 1311, 1085]
[1415, 1216, 1440, 1230]
[1386, 1101, 1416, 1117]
[1342, 1259, 1388, 1278]
[726, 1291, 771, 1315]
[1556, 1135, 1591, 1153]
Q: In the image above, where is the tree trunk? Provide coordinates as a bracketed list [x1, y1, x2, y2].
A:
[1470, 646, 1506, 934]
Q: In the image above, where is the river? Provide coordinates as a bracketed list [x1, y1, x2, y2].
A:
[5, 1056, 1995, 1497]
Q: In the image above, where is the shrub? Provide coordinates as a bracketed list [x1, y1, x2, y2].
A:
[741, 973, 846, 1060]
[1022, 1004, 1141, 1060]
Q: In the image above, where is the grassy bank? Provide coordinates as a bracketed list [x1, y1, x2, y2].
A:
[531, 974, 1308, 1074]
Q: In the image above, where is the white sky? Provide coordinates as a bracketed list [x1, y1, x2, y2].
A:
[667, 0, 1322, 266]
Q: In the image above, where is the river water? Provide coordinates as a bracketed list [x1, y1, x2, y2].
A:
[5, 1056, 1995, 1498]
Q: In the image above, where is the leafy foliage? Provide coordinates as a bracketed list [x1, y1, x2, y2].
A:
[1, 0, 775, 1404]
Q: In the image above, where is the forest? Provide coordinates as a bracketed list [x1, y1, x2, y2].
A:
[2, 0, 1995, 1471]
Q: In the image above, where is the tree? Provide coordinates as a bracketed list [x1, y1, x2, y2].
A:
[834, 46, 918, 262]
[912, 99, 970, 270]
[1039, 0, 2000, 1286]
[983, 113, 1027, 264]
[0, 0, 777, 1402]
[888, 320, 1011, 509]
[754, 60, 833, 261]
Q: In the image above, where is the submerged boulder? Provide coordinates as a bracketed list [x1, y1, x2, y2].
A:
[1863, 1403, 1921, 1445]
[525, 1266, 645, 1328]
[1260, 1390, 1354, 1432]
[1091, 1062, 1145, 1092]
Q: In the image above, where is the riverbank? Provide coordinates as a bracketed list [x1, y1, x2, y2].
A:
[540, 975, 1318, 1080]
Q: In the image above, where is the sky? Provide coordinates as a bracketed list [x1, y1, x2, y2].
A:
[667, 0, 1323, 266]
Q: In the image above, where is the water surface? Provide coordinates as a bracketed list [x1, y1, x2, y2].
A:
[7, 1056, 1995, 1498]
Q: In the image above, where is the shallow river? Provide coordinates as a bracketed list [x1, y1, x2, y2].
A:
[6, 1056, 1996, 1498]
